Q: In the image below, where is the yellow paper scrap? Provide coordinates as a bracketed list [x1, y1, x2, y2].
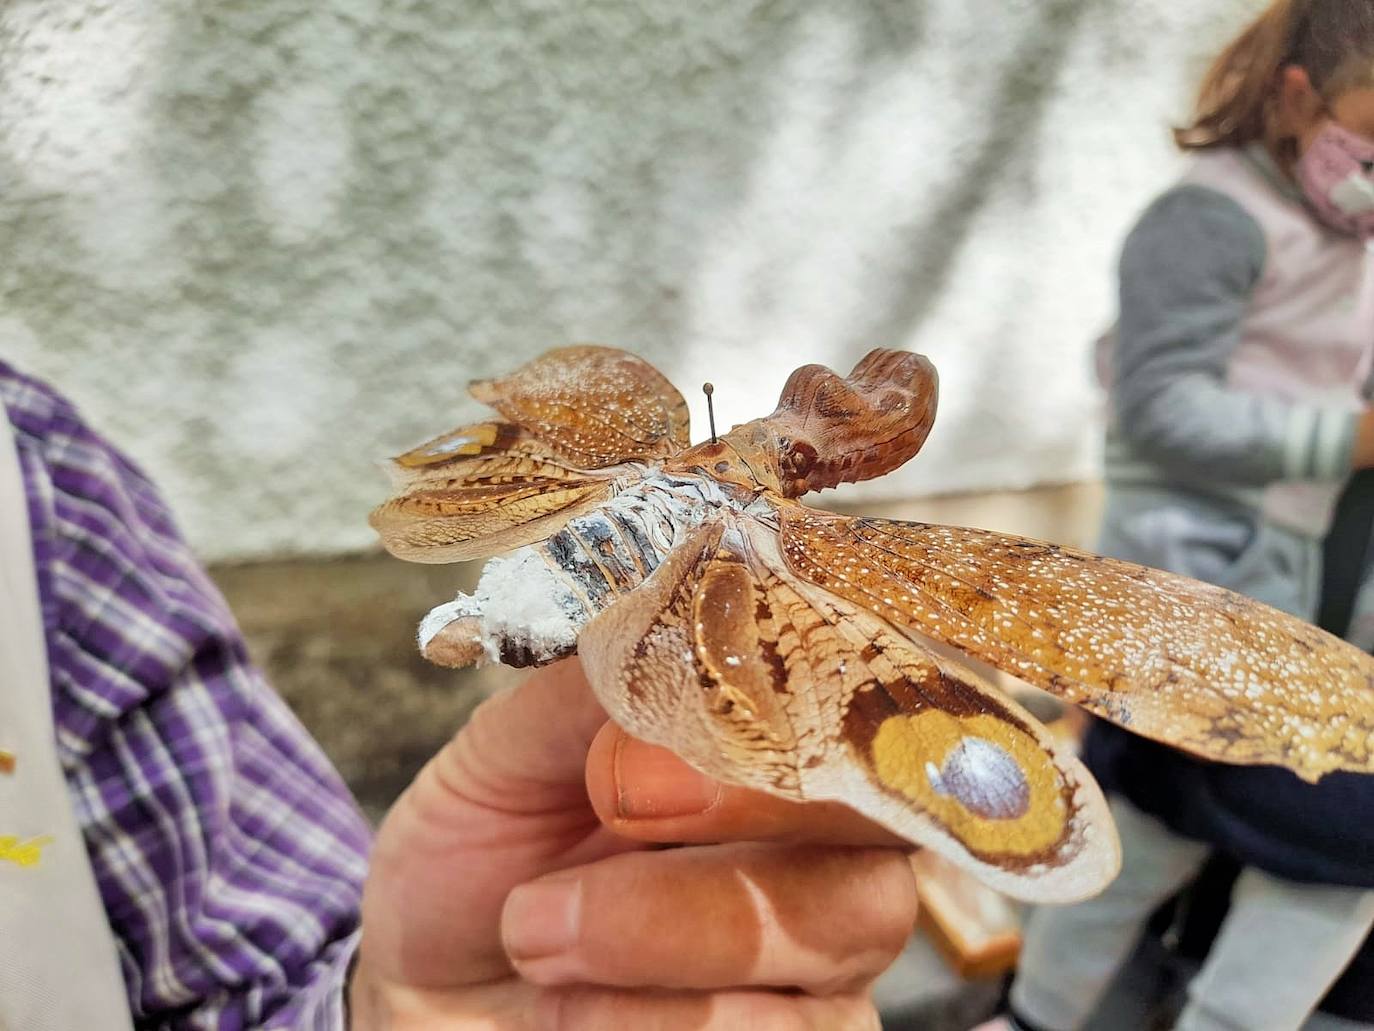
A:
[0, 836, 53, 868]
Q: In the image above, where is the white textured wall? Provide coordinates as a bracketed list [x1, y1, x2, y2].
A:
[1, 0, 1260, 561]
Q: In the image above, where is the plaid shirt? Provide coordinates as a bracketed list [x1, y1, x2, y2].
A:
[1, 361, 370, 1029]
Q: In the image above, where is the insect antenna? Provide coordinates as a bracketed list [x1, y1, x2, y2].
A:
[703, 383, 718, 444]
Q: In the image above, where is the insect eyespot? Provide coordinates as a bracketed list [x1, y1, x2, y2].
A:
[714, 460, 730, 474]
[1363, 160, 1374, 174]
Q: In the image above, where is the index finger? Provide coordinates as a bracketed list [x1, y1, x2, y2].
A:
[585, 723, 911, 848]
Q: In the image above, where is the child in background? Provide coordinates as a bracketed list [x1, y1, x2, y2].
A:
[979, 2, 1374, 1029]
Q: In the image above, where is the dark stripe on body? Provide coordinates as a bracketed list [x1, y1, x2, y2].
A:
[545, 530, 613, 609]
[569, 514, 645, 594]
[610, 507, 664, 577]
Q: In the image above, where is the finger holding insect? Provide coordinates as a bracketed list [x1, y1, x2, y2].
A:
[502, 840, 917, 993]
[584, 723, 910, 848]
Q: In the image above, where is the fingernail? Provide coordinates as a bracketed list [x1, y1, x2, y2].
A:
[614, 734, 721, 820]
[503, 879, 582, 960]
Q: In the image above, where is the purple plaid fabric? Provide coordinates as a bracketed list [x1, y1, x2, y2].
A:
[1, 360, 371, 1030]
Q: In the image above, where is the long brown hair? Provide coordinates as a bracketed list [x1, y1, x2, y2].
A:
[1176, 0, 1374, 150]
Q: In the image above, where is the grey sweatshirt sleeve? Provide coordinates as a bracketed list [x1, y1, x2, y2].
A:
[1113, 184, 1357, 484]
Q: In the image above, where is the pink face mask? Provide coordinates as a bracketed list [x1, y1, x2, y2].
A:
[1296, 121, 1374, 240]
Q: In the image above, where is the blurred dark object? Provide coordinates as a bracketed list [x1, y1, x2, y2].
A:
[1008, 688, 1066, 727]
[1317, 468, 1374, 639]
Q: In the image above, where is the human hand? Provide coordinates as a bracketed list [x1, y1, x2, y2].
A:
[348, 657, 918, 1029]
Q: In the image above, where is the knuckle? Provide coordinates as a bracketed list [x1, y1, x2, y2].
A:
[536, 986, 595, 1031]
[852, 849, 920, 949]
[807, 850, 918, 994]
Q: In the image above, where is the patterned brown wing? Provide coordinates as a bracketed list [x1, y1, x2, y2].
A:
[370, 420, 618, 563]
[579, 514, 1120, 903]
[469, 345, 691, 466]
[777, 505, 1374, 782]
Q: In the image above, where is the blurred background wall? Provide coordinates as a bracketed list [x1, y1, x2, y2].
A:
[2, 0, 1260, 561]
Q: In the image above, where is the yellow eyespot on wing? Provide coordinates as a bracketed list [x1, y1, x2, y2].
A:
[871, 711, 1067, 856]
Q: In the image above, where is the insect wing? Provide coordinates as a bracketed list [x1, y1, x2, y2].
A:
[370, 420, 618, 563]
[578, 515, 1120, 903]
[776, 506, 1374, 782]
[469, 345, 691, 466]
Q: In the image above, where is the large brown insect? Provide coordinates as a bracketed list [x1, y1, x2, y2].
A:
[371, 346, 1374, 902]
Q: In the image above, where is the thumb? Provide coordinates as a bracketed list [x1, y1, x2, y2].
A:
[359, 658, 637, 989]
